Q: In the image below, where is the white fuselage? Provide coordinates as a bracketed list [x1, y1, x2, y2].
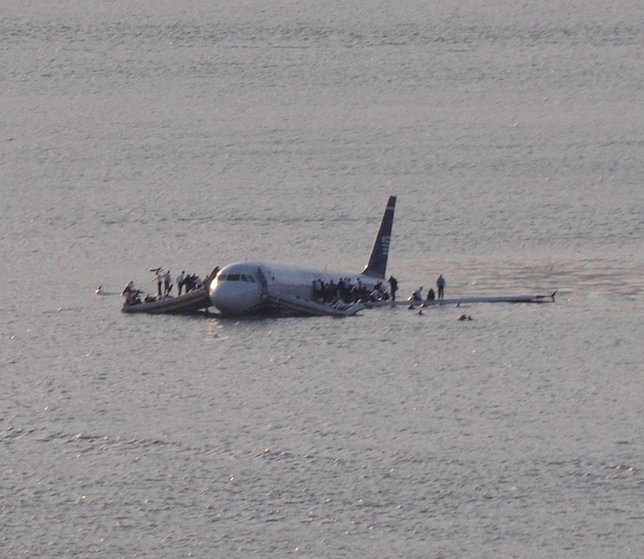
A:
[209, 261, 381, 315]
[209, 196, 396, 316]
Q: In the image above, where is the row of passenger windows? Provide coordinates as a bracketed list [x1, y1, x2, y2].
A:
[218, 273, 256, 283]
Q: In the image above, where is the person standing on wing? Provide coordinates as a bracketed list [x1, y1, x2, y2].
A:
[388, 275, 398, 301]
[436, 274, 446, 299]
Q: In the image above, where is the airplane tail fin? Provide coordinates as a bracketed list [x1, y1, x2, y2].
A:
[361, 196, 396, 279]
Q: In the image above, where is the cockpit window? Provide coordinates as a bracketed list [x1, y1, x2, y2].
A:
[218, 273, 256, 282]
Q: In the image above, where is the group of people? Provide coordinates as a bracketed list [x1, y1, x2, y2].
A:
[152, 268, 217, 297]
[122, 267, 220, 306]
[310, 273, 446, 309]
[173, 270, 207, 296]
[312, 275, 400, 305]
[408, 274, 446, 306]
[313, 277, 382, 304]
[121, 280, 156, 305]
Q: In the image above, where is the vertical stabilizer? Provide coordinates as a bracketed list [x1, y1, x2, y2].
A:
[361, 196, 396, 279]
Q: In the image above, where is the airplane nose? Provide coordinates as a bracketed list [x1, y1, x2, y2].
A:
[209, 277, 261, 315]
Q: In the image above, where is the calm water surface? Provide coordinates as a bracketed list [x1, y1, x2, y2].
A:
[2, 1, 643, 557]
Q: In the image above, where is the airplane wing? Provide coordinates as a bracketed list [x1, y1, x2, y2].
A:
[263, 293, 365, 317]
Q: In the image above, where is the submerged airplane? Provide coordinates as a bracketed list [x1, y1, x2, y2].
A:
[122, 195, 555, 316]
[208, 196, 397, 316]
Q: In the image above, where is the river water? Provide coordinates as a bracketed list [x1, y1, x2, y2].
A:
[2, 1, 643, 557]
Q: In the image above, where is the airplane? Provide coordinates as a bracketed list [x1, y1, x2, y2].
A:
[121, 195, 555, 316]
[208, 196, 397, 316]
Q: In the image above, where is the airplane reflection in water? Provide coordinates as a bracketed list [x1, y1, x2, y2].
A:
[209, 196, 396, 316]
